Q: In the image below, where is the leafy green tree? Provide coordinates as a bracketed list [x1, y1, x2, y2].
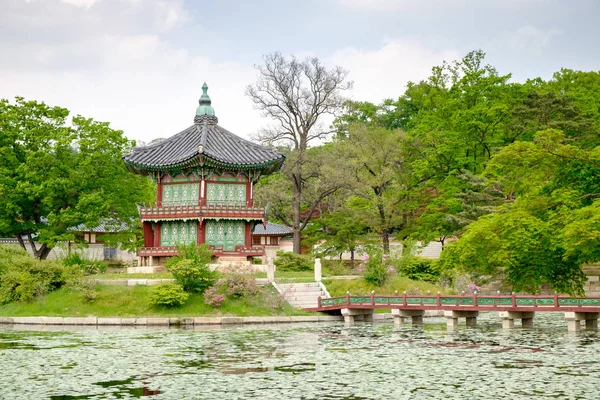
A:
[342, 124, 419, 253]
[410, 171, 503, 247]
[0, 97, 154, 259]
[439, 206, 585, 295]
[304, 209, 369, 267]
[442, 129, 600, 294]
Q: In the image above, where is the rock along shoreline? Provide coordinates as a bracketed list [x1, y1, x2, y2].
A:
[0, 311, 446, 327]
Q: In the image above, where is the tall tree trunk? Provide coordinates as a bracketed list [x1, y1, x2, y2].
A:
[350, 247, 355, 268]
[26, 233, 52, 260]
[382, 229, 390, 254]
[15, 234, 27, 251]
[377, 202, 390, 254]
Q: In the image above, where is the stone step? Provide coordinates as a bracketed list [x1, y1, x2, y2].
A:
[288, 302, 320, 308]
[279, 286, 324, 292]
[278, 283, 321, 289]
[284, 294, 327, 301]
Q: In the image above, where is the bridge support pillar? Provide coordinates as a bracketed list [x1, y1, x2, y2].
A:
[444, 311, 479, 329]
[499, 312, 535, 329]
[392, 309, 425, 326]
[341, 308, 374, 324]
[564, 312, 599, 332]
[149, 256, 154, 267]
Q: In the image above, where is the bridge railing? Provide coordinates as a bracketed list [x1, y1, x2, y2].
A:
[317, 294, 600, 310]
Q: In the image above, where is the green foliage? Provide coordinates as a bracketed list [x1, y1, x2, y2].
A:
[0, 245, 79, 304]
[363, 251, 390, 286]
[396, 256, 440, 283]
[167, 244, 214, 268]
[274, 251, 313, 272]
[305, 210, 369, 264]
[167, 259, 216, 294]
[322, 260, 354, 276]
[0, 97, 155, 259]
[166, 244, 216, 293]
[148, 283, 189, 308]
[62, 252, 106, 275]
[439, 208, 586, 294]
[69, 276, 98, 303]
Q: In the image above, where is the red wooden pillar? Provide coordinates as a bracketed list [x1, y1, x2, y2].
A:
[200, 179, 207, 206]
[197, 220, 205, 245]
[153, 222, 161, 248]
[246, 181, 253, 207]
[143, 222, 154, 247]
[156, 174, 163, 206]
[245, 222, 252, 247]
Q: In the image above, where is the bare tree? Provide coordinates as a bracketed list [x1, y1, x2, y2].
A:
[246, 52, 353, 253]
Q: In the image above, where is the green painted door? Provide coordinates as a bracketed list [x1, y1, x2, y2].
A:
[206, 183, 246, 205]
[160, 221, 197, 247]
[163, 183, 199, 205]
[205, 220, 245, 250]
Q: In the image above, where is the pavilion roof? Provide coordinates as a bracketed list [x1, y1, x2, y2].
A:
[252, 222, 293, 237]
[122, 83, 284, 175]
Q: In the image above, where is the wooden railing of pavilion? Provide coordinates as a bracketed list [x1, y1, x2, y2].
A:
[137, 201, 266, 221]
[139, 244, 265, 257]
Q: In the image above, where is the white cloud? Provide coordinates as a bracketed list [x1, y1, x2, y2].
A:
[337, 0, 466, 11]
[337, 0, 546, 11]
[1, 0, 257, 143]
[2, 1, 461, 145]
[61, 0, 96, 8]
[510, 26, 561, 51]
[330, 38, 460, 102]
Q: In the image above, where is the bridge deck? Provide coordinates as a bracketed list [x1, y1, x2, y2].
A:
[307, 294, 600, 313]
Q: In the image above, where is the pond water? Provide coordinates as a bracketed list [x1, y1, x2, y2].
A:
[1, 313, 599, 399]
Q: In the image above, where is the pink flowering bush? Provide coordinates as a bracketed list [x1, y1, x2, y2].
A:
[204, 286, 225, 307]
[468, 283, 482, 294]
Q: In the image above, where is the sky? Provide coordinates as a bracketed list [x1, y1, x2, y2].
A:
[1, 0, 599, 144]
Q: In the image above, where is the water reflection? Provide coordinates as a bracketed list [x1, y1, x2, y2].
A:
[1, 313, 599, 399]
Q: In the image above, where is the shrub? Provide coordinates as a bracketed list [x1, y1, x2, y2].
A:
[363, 251, 390, 286]
[166, 244, 213, 269]
[274, 251, 312, 272]
[203, 286, 225, 307]
[168, 259, 216, 293]
[166, 245, 216, 293]
[397, 256, 440, 283]
[323, 260, 353, 276]
[149, 283, 189, 307]
[0, 246, 79, 304]
[63, 252, 106, 275]
[217, 274, 261, 297]
[69, 276, 98, 302]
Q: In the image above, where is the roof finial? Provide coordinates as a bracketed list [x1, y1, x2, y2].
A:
[199, 82, 211, 105]
[195, 82, 217, 124]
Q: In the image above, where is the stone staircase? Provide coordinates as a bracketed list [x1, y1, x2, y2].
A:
[277, 282, 328, 309]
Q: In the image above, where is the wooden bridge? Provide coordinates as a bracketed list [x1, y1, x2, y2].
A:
[307, 293, 600, 332]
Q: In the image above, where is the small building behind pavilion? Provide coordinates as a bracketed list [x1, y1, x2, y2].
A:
[123, 83, 285, 268]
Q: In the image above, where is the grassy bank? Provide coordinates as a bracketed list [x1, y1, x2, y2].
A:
[0, 285, 310, 318]
[323, 276, 446, 297]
